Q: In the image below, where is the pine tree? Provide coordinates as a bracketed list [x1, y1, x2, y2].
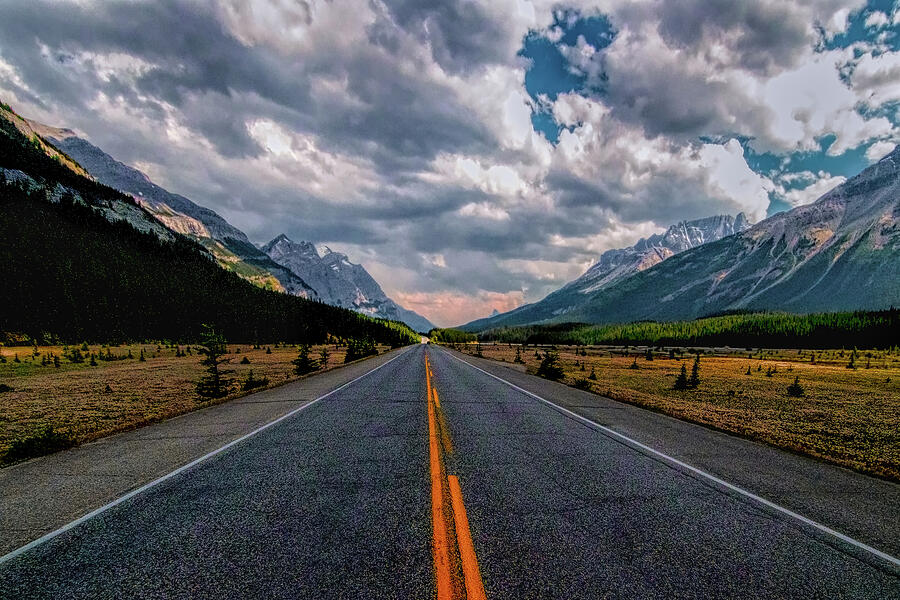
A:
[53, 355, 60, 368]
[745, 365, 752, 375]
[89, 353, 97, 366]
[629, 356, 640, 369]
[196, 325, 233, 398]
[674, 364, 689, 390]
[688, 355, 701, 387]
[514, 347, 524, 364]
[787, 376, 805, 397]
[139, 349, 145, 362]
[536, 351, 564, 380]
[588, 366, 597, 380]
[292, 344, 318, 375]
[645, 348, 654, 361]
[320, 345, 329, 369]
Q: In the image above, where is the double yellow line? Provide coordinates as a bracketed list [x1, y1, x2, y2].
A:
[425, 355, 486, 600]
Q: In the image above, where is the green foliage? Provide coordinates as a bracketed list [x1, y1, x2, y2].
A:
[588, 366, 597, 380]
[241, 370, 269, 391]
[536, 351, 564, 381]
[345, 338, 378, 363]
[1, 425, 75, 465]
[429, 328, 477, 344]
[476, 310, 900, 350]
[240, 356, 251, 364]
[673, 364, 689, 390]
[513, 347, 524, 364]
[689, 355, 701, 387]
[320, 345, 329, 369]
[0, 383, 11, 393]
[293, 344, 319, 374]
[196, 325, 232, 398]
[573, 378, 592, 391]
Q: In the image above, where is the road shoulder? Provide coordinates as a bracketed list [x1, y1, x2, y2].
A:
[441, 347, 900, 560]
[0, 348, 407, 556]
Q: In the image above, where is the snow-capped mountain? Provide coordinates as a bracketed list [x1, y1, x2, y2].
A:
[262, 234, 435, 332]
[464, 147, 900, 330]
[463, 213, 751, 330]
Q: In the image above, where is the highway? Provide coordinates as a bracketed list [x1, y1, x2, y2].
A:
[1, 344, 898, 598]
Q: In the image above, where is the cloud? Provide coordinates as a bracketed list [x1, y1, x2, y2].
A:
[0, 0, 895, 326]
[779, 171, 847, 207]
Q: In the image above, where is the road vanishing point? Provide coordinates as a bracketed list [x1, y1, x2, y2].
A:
[1, 344, 898, 598]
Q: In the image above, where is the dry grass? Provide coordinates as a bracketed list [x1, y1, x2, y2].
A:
[459, 343, 900, 481]
[0, 342, 387, 458]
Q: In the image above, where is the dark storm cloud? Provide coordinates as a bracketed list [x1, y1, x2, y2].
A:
[378, 0, 514, 74]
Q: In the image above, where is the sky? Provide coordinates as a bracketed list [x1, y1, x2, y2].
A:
[0, 0, 898, 326]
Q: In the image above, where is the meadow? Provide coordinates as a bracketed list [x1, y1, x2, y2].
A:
[456, 342, 900, 481]
[0, 342, 387, 464]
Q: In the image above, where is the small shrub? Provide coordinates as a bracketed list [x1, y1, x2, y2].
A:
[241, 370, 270, 391]
[787, 377, 805, 397]
[573, 378, 592, 391]
[240, 356, 251, 364]
[588, 366, 597, 381]
[0, 383, 12, 393]
[2, 425, 75, 465]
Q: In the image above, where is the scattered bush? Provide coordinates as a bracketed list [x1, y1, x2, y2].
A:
[1, 425, 75, 465]
[536, 351, 564, 380]
[573, 378, 592, 391]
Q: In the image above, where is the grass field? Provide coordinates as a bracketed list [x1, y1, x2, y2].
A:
[455, 343, 900, 481]
[0, 342, 387, 464]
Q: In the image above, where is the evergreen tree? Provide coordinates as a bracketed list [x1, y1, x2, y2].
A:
[320, 345, 329, 369]
[745, 365, 752, 375]
[89, 353, 97, 366]
[588, 366, 597, 380]
[514, 347, 524, 364]
[344, 338, 377, 363]
[787, 376, 805, 397]
[53, 355, 60, 368]
[138, 349, 145, 362]
[689, 355, 701, 387]
[674, 364, 689, 390]
[536, 351, 564, 380]
[629, 356, 640, 369]
[292, 344, 319, 375]
[196, 325, 233, 398]
[645, 348, 654, 361]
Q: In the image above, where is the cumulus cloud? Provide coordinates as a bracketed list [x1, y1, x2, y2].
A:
[0, 0, 895, 326]
[779, 171, 847, 207]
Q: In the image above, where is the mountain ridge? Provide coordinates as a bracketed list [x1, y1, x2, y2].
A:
[262, 234, 435, 332]
[463, 146, 900, 331]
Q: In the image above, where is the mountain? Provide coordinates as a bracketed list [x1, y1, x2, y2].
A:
[26, 121, 316, 298]
[465, 147, 900, 330]
[462, 213, 751, 330]
[262, 234, 435, 332]
[0, 100, 418, 346]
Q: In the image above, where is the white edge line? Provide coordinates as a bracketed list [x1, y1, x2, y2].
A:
[441, 348, 900, 569]
[0, 347, 412, 565]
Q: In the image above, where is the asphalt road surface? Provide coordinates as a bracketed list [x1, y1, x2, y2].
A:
[1, 344, 898, 598]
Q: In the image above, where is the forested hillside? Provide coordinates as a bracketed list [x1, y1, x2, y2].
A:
[0, 108, 417, 346]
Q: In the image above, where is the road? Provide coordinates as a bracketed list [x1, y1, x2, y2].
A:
[1, 344, 898, 598]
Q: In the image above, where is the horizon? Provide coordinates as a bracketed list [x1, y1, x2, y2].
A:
[1, 0, 898, 326]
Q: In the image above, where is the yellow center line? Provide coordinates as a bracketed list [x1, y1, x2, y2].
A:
[425, 354, 487, 599]
[448, 475, 487, 600]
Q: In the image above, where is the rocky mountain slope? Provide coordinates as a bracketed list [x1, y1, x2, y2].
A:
[24, 113, 432, 330]
[28, 121, 315, 297]
[463, 213, 751, 330]
[465, 147, 900, 330]
[262, 235, 434, 332]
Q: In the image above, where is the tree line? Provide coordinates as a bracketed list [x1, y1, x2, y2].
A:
[0, 111, 418, 347]
[474, 310, 900, 349]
